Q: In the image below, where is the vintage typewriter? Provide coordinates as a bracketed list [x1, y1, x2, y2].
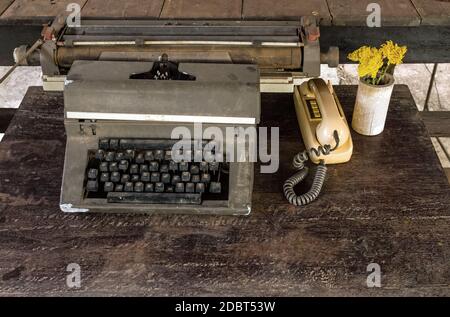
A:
[60, 57, 260, 215]
[13, 17, 338, 214]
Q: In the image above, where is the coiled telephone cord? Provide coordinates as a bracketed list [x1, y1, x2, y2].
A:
[283, 131, 340, 206]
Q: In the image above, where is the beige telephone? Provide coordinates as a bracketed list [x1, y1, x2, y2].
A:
[284, 78, 353, 206]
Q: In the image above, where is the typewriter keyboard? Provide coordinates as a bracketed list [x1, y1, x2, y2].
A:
[84, 138, 228, 205]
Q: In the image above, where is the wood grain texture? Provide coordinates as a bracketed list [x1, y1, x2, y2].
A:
[82, 0, 164, 18]
[420, 111, 450, 137]
[0, 108, 16, 133]
[0, 0, 13, 16]
[242, 0, 332, 25]
[160, 0, 242, 19]
[1, 0, 87, 19]
[327, 0, 421, 26]
[0, 86, 449, 296]
[412, 0, 450, 25]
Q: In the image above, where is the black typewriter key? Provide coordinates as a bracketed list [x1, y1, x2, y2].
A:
[100, 162, 109, 172]
[109, 162, 118, 172]
[118, 160, 129, 171]
[100, 172, 109, 182]
[201, 173, 211, 183]
[169, 161, 178, 172]
[196, 183, 205, 193]
[136, 153, 145, 164]
[109, 139, 119, 150]
[88, 168, 98, 179]
[186, 183, 195, 193]
[144, 151, 154, 161]
[165, 151, 172, 161]
[104, 182, 114, 192]
[125, 182, 134, 192]
[140, 164, 149, 173]
[175, 183, 185, 193]
[181, 171, 191, 182]
[131, 174, 140, 182]
[160, 164, 169, 173]
[99, 139, 109, 150]
[115, 152, 125, 161]
[155, 182, 164, 193]
[172, 175, 181, 185]
[149, 161, 159, 172]
[191, 174, 200, 183]
[161, 173, 171, 184]
[111, 172, 120, 183]
[141, 172, 150, 182]
[115, 184, 124, 192]
[125, 149, 135, 160]
[121, 174, 130, 183]
[199, 161, 208, 172]
[210, 182, 222, 194]
[145, 183, 154, 192]
[95, 150, 105, 160]
[105, 151, 115, 162]
[155, 150, 164, 161]
[179, 162, 189, 172]
[210, 162, 219, 172]
[151, 172, 160, 182]
[130, 164, 139, 174]
[190, 165, 200, 175]
[87, 180, 98, 192]
[134, 182, 144, 192]
[166, 185, 174, 193]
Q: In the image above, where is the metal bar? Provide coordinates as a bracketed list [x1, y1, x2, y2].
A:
[0, 39, 43, 84]
[424, 63, 438, 112]
[71, 40, 301, 47]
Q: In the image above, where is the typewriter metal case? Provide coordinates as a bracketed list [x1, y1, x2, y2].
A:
[60, 60, 260, 215]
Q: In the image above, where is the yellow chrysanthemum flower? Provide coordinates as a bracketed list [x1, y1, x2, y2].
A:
[357, 47, 384, 79]
[381, 40, 407, 65]
[347, 46, 372, 62]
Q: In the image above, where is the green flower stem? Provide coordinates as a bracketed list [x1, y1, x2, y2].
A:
[376, 62, 391, 85]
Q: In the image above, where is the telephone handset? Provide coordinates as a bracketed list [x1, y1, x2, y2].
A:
[284, 78, 353, 206]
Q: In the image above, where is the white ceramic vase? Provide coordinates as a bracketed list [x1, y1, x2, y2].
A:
[352, 74, 395, 136]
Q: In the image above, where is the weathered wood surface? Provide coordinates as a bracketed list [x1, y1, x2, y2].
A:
[0, 86, 449, 296]
[82, 0, 165, 18]
[1, 0, 450, 26]
[1, 0, 87, 19]
[327, 0, 421, 26]
[0, 108, 16, 133]
[160, 0, 242, 19]
[420, 111, 450, 138]
[242, 0, 332, 25]
[412, 0, 450, 25]
[0, 0, 13, 16]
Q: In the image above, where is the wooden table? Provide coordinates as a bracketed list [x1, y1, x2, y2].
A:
[0, 85, 449, 296]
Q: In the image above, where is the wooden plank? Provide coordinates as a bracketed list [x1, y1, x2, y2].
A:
[0, 86, 449, 296]
[0, 108, 15, 133]
[420, 111, 450, 137]
[160, 0, 242, 19]
[82, 0, 164, 18]
[1, 0, 87, 19]
[327, 0, 421, 26]
[0, 0, 13, 16]
[412, 0, 450, 25]
[242, 0, 332, 25]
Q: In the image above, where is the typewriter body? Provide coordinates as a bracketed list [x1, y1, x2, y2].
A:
[61, 60, 260, 215]
[13, 16, 338, 214]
